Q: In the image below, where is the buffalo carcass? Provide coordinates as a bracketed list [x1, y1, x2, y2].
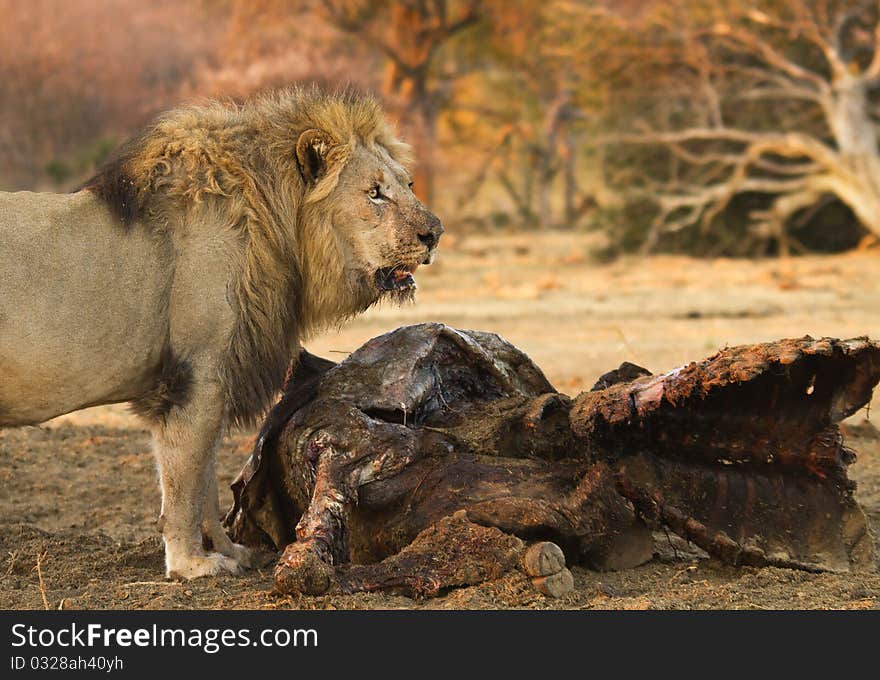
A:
[224, 323, 879, 598]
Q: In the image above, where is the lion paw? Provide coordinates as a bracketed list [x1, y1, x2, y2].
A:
[167, 552, 242, 580]
[225, 542, 274, 569]
[208, 536, 271, 569]
[202, 523, 273, 570]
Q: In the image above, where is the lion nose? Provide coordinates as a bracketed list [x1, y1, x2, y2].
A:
[417, 214, 444, 250]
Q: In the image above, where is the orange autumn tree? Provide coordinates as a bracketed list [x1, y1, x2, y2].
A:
[318, 0, 482, 205]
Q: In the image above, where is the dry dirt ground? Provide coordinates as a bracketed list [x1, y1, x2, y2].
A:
[3, 231, 880, 610]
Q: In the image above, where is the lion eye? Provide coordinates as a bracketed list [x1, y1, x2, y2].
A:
[368, 185, 384, 201]
[408, 181, 414, 190]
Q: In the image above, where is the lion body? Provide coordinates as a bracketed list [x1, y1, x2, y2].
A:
[0, 190, 171, 423]
[0, 87, 442, 578]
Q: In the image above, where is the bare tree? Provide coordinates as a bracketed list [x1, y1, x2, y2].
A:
[598, 0, 880, 254]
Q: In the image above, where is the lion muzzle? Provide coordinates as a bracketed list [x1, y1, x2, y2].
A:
[417, 211, 444, 264]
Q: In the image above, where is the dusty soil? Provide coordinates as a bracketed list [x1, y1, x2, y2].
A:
[3, 232, 880, 610]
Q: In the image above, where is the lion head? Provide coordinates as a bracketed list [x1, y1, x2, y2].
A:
[293, 124, 443, 310]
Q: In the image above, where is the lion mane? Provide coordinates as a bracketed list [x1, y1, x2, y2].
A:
[80, 87, 414, 426]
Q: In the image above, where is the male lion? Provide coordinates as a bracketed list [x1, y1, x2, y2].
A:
[0, 87, 443, 579]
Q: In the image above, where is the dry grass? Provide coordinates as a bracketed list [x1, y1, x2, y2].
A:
[34, 549, 49, 610]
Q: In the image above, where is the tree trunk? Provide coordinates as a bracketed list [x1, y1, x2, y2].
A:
[537, 92, 571, 230]
[402, 99, 438, 207]
[829, 75, 878, 157]
[562, 125, 577, 225]
[818, 74, 880, 236]
[378, 3, 456, 207]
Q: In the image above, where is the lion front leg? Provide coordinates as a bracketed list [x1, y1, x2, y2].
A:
[153, 377, 241, 580]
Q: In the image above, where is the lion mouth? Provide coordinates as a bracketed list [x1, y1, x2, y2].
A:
[375, 266, 417, 292]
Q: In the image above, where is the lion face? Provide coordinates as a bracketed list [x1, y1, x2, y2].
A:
[296, 129, 443, 303]
[334, 145, 443, 298]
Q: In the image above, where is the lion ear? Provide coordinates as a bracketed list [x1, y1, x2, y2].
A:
[295, 129, 334, 185]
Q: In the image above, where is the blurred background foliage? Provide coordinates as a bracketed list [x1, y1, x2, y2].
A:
[2, 0, 879, 257]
